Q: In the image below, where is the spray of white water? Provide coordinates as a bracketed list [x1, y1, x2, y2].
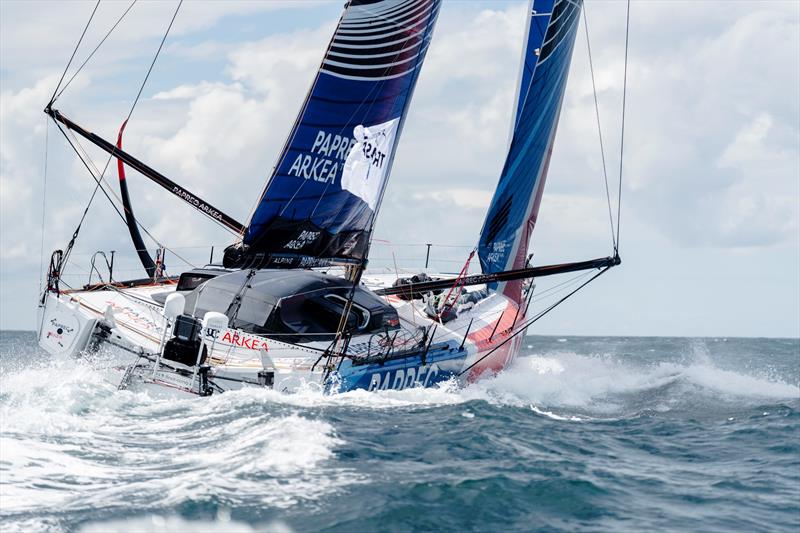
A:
[1, 339, 797, 532]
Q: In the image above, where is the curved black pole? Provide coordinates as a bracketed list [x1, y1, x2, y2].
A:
[116, 120, 157, 277]
[46, 107, 245, 234]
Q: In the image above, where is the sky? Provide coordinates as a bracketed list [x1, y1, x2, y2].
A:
[1, 0, 798, 337]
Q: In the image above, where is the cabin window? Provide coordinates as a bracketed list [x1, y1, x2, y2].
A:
[324, 294, 370, 329]
[273, 291, 373, 342]
[177, 272, 217, 291]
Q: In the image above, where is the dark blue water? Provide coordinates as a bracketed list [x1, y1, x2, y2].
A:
[1, 331, 798, 532]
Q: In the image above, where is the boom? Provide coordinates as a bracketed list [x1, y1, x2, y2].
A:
[376, 255, 620, 298]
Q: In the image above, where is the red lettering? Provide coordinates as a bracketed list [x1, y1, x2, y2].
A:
[217, 330, 269, 351]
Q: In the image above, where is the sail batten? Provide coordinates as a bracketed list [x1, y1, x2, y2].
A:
[227, 0, 441, 270]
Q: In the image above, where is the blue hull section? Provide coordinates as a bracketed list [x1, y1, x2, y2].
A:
[333, 342, 469, 392]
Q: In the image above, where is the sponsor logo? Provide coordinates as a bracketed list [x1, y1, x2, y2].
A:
[341, 234, 360, 255]
[341, 119, 399, 210]
[286, 130, 356, 184]
[104, 300, 161, 330]
[48, 318, 74, 334]
[171, 186, 224, 222]
[486, 240, 509, 264]
[205, 328, 269, 351]
[367, 364, 440, 391]
[357, 134, 388, 170]
[284, 230, 320, 250]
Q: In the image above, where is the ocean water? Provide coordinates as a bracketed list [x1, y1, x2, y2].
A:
[0, 331, 798, 532]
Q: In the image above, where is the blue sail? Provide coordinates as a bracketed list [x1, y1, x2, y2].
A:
[478, 0, 583, 302]
[226, 0, 441, 269]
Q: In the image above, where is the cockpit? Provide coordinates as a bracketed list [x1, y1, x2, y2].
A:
[184, 269, 399, 343]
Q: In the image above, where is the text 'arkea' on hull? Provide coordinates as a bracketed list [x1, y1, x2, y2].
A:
[37, 0, 626, 397]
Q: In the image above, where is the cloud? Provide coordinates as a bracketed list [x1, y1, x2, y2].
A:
[133, 23, 337, 230]
[1, 1, 798, 334]
[418, 188, 493, 210]
[17, 0, 793, 257]
[152, 82, 243, 101]
[0, 1, 324, 76]
[548, 0, 800, 249]
[0, 74, 69, 262]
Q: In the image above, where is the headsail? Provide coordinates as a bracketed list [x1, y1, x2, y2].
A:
[478, 0, 583, 302]
[225, 0, 442, 270]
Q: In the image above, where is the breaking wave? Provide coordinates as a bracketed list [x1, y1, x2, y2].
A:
[1, 334, 798, 532]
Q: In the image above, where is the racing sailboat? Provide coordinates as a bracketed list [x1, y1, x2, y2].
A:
[38, 0, 622, 396]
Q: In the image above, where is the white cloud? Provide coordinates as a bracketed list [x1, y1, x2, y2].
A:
[152, 82, 243, 101]
[1, 75, 68, 261]
[419, 188, 493, 210]
[547, 0, 800, 249]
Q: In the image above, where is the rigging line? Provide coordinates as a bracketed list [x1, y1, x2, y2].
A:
[457, 266, 611, 378]
[64, 0, 181, 222]
[59, 179, 101, 270]
[67, 128, 161, 247]
[582, 6, 616, 253]
[70, 136, 200, 268]
[54, 1, 191, 274]
[54, 0, 139, 102]
[529, 270, 593, 303]
[52, 119, 128, 256]
[55, 123, 192, 273]
[49, 0, 100, 106]
[616, 0, 631, 253]
[256, 0, 350, 229]
[67, 129, 198, 269]
[124, 0, 182, 126]
[69, 130, 123, 202]
[38, 118, 50, 295]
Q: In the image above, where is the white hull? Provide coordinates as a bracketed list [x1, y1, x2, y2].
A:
[37, 270, 528, 397]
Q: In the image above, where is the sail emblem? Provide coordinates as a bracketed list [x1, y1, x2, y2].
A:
[342, 118, 400, 211]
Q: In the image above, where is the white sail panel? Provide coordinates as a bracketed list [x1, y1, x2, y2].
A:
[341, 118, 400, 211]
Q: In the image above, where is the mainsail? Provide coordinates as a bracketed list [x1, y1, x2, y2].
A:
[226, 0, 442, 269]
[478, 0, 583, 302]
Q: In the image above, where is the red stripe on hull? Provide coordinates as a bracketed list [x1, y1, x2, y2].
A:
[466, 301, 524, 382]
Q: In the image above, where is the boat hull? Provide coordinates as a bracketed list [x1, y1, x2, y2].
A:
[36, 276, 527, 397]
